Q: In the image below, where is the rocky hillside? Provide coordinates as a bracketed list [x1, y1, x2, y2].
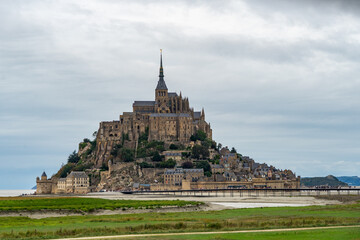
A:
[337, 176, 360, 186]
[53, 130, 217, 190]
[301, 175, 348, 187]
[52, 129, 298, 191]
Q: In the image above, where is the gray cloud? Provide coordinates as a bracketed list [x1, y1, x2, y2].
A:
[0, 0, 359, 189]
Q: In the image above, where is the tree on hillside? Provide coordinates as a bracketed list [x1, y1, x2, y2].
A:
[152, 151, 162, 162]
[111, 144, 123, 157]
[202, 138, 212, 148]
[60, 164, 74, 178]
[182, 161, 193, 169]
[120, 148, 134, 162]
[231, 147, 237, 153]
[192, 145, 209, 159]
[68, 151, 80, 163]
[156, 159, 176, 168]
[138, 127, 149, 143]
[169, 144, 179, 150]
[195, 161, 211, 176]
[190, 130, 207, 142]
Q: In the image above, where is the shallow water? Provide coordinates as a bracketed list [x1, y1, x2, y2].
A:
[211, 202, 310, 209]
[0, 190, 35, 197]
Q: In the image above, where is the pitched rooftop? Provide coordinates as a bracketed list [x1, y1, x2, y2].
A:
[68, 171, 88, 178]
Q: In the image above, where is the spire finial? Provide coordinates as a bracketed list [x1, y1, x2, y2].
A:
[156, 49, 168, 90]
[159, 49, 164, 78]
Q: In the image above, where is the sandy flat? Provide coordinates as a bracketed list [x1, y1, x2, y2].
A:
[85, 192, 341, 205]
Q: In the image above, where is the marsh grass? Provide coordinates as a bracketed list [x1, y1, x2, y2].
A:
[0, 203, 359, 239]
[135, 227, 360, 240]
[0, 197, 201, 212]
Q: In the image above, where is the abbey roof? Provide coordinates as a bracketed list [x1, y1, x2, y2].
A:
[133, 101, 156, 107]
[150, 113, 191, 117]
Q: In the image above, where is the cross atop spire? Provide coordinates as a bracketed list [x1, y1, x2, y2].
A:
[156, 49, 168, 90]
[160, 49, 163, 76]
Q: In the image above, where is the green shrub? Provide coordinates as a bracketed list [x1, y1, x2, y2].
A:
[73, 162, 93, 171]
[79, 142, 88, 150]
[192, 145, 209, 159]
[100, 162, 109, 171]
[207, 222, 222, 229]
[139, 162, 154, 168]
[59, 164, 75, 178]
[138, 127, 149, 143]
[136, 147, 147, 158]
[67, 151, 80, 163]
[169, 144, 178, 150]
[195, 161, 211, 173]
[120, 148, 134, 162]
[152, 151, 162, 162]
[111, 144, 123, 157]
[182, 161, 193, 169]
[190, 130, 207, 142]
[156, 159, 176, 168]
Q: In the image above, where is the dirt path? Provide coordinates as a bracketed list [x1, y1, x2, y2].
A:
[54, 225, 360, 240]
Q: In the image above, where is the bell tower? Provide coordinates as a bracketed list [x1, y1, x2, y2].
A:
[155, 49, 170, 113]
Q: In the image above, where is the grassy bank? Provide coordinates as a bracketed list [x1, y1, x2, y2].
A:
[0, 197, 201, 212]
[137, 226, 360, 240]
[0, 202, 359, 239]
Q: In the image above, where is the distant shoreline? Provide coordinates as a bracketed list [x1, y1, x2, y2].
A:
[0, 190, 35, 197]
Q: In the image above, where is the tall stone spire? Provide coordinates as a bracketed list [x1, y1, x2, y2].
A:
[156, 49, 168, 90]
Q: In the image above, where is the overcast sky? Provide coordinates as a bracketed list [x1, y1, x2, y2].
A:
[1, 0, 359, 189]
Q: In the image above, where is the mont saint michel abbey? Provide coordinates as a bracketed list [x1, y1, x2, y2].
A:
[96, 51, 212, 165]
[36, 51, 300, 194]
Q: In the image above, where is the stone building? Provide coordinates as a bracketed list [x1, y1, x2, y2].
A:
[95, 51, 212, 166]
[210, 164, 225, 174]
[57, 178, 66, 192]
[36, 171, 89, 194]
[36, 171, 54, 194]
[164, 168, 204, 186]
[61, 171, 89, 194]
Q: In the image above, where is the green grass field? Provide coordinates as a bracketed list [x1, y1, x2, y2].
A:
[0, 200, 359, 239]
[0, 197, 200, 212]
[135, 227, 360, 240]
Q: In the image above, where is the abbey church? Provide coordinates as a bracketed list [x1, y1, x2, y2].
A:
[36, 51, 300, 194]
[96, 51, 212, 165]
